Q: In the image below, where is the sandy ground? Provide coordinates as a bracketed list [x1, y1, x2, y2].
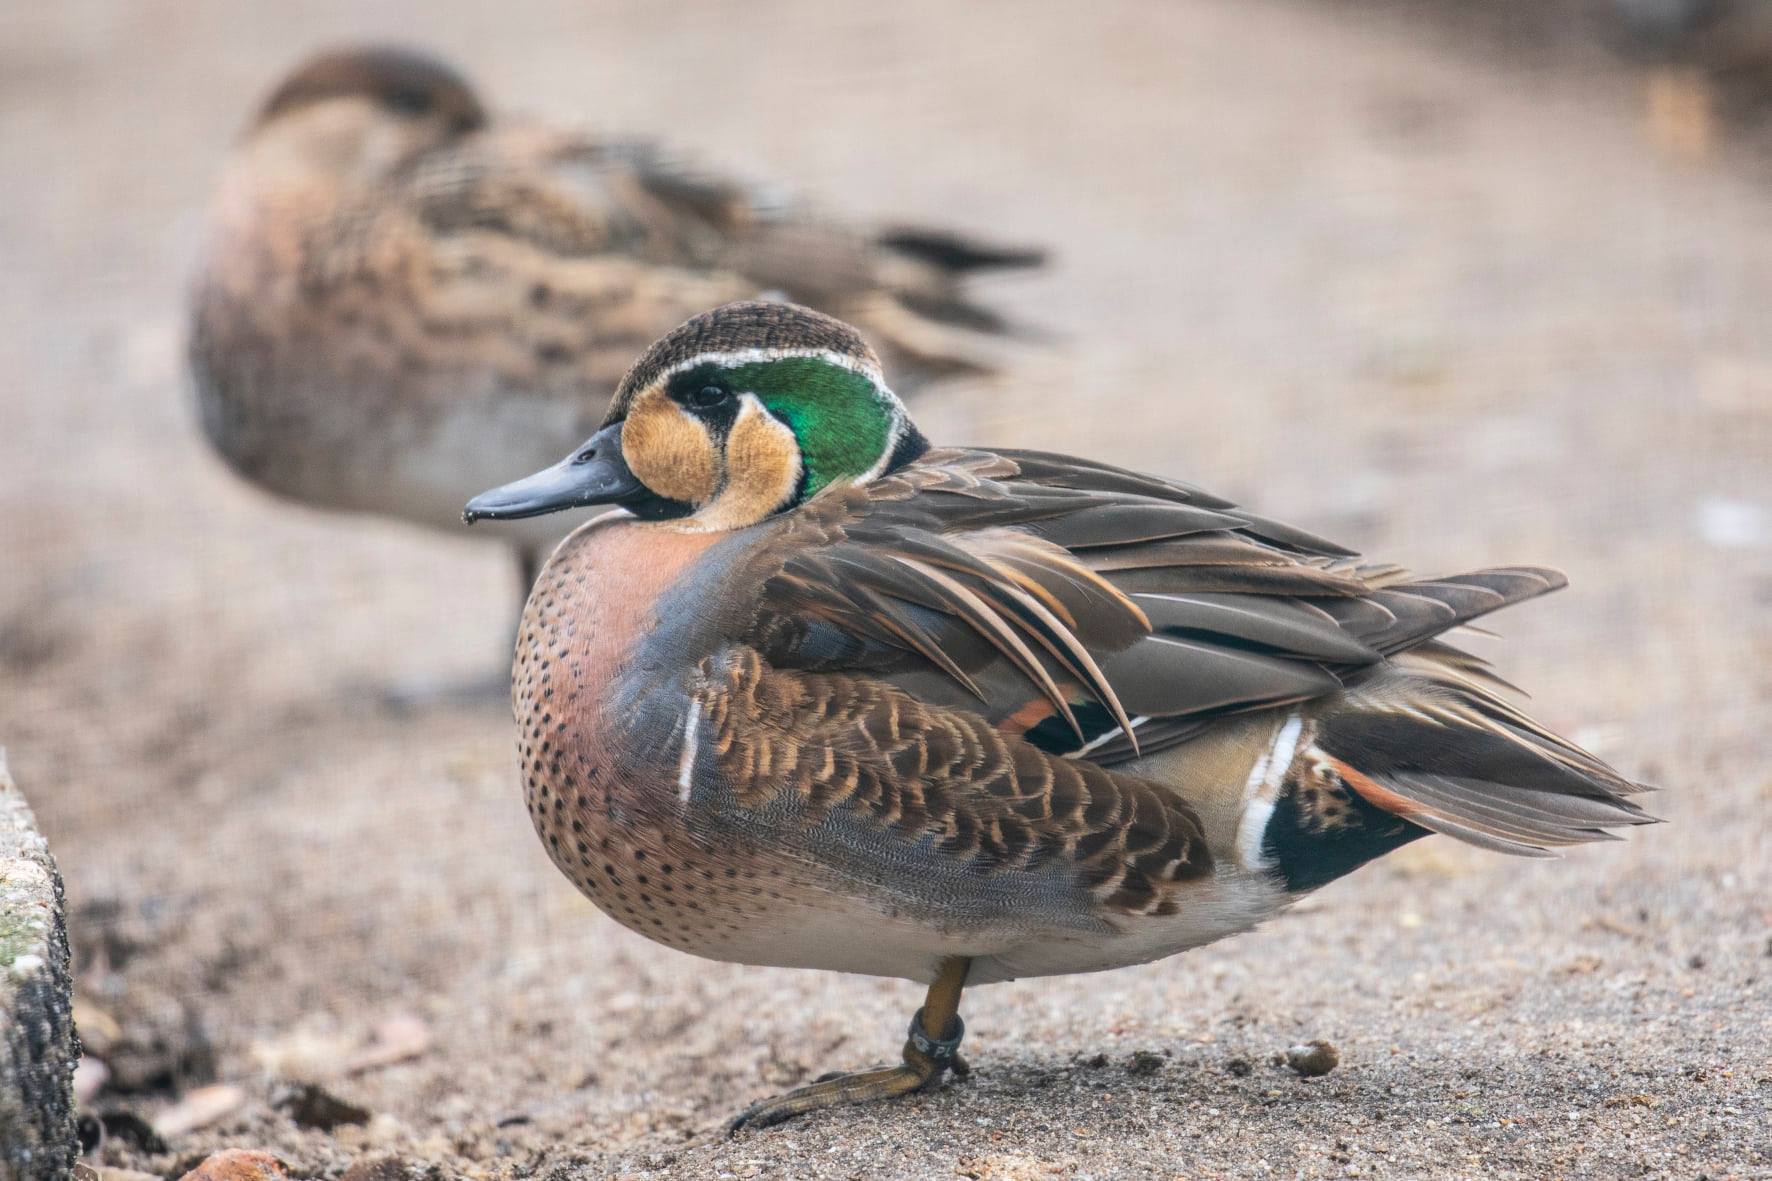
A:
[3, 2, 1771, 1178]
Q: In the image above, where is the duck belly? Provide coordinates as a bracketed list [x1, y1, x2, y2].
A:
[529, 792, 1286, 986]
[526, 814, 1006, 984]
[974, 867, 1286, 983]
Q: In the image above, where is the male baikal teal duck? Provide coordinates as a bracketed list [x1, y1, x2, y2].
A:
[464, 302, 1655, 1131]
[191, 47, 1040, 595]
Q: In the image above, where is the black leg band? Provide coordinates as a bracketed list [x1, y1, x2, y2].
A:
[906, 1009, 965, 1065]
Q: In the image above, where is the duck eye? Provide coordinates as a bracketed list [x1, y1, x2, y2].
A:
[382, 87, 435, 116]
[681, 384, 733, 412]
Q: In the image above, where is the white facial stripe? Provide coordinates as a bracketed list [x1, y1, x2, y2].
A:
[671, 352, 906, 494]
[660, 347, 887, 387]
[860, 412, 907, 485]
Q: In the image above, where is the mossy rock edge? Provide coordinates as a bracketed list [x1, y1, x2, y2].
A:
[0, 751, 80, 1181]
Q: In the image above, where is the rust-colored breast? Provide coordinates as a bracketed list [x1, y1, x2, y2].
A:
[515, 518, 795, 957]
[516, 517, 717, 727]
[515, 516, 713, 819]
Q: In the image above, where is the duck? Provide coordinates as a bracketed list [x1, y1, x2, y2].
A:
[189, 46, 1042, 597]
[1601, 0, 1772, 159]
[463, 301, 1656, 1131]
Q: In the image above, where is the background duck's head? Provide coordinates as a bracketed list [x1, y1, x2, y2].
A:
[464, 302, 930, 531]
[243, 45, 486, 180]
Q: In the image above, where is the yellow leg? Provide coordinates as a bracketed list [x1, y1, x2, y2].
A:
[727, 957, 972, 1133]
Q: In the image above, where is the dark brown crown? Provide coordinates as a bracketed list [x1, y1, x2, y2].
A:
[610, 302, 883, 416]
[253, 46, 487, 135]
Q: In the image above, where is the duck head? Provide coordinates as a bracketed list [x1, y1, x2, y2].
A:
[465, 302, 930, 531]
[243, 46, 486, 179]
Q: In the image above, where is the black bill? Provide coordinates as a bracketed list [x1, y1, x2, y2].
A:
[463, 424, 649, 523]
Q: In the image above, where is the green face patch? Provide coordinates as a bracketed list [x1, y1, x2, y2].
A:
[721, 357, 895, 498]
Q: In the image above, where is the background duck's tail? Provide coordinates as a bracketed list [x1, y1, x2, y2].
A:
[855, 225, 1047, 384]
[877, 226, 1047, 276]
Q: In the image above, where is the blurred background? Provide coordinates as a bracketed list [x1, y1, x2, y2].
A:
[2, 2, 1769, 1178]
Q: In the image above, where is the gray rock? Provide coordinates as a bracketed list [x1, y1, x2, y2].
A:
[0, 751, 79, 1181]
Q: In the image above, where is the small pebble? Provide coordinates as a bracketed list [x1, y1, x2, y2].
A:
[1127, 1050, 1165, 1076]
[74, 1167, 161, 1181]
[94, 1110, 164, 1153]
[346, 1013, 432, 1075]
[339, 1159, 426, 1181]
[176, 1150, 288, 1181]
[74, 1056, 110, 1104]
[153, 1083, 246, 1138]
[272, 1081, 372, 1130]
[1284, 1040, 1340, 1077]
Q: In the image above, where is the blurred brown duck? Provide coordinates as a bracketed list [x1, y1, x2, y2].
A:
[189, 46, 1042, 591]
[464, 301, 1656, 1131]
[1600, 0, 1772, 158]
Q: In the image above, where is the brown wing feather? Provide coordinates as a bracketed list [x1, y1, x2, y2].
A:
[756, 450, 1582, 768]
[698, 645, 1213, 918]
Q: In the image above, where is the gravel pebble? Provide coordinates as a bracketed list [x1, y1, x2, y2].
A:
[1284, 1041, 1341, 1078]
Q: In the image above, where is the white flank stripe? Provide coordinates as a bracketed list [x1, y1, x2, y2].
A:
[1236, 712, 1305, 869]
[676, 699, 703, 803]
[1241, 735, 1277, 802]
[1237, 800, 1277, 870]
[1264, 714, 1306, 795]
